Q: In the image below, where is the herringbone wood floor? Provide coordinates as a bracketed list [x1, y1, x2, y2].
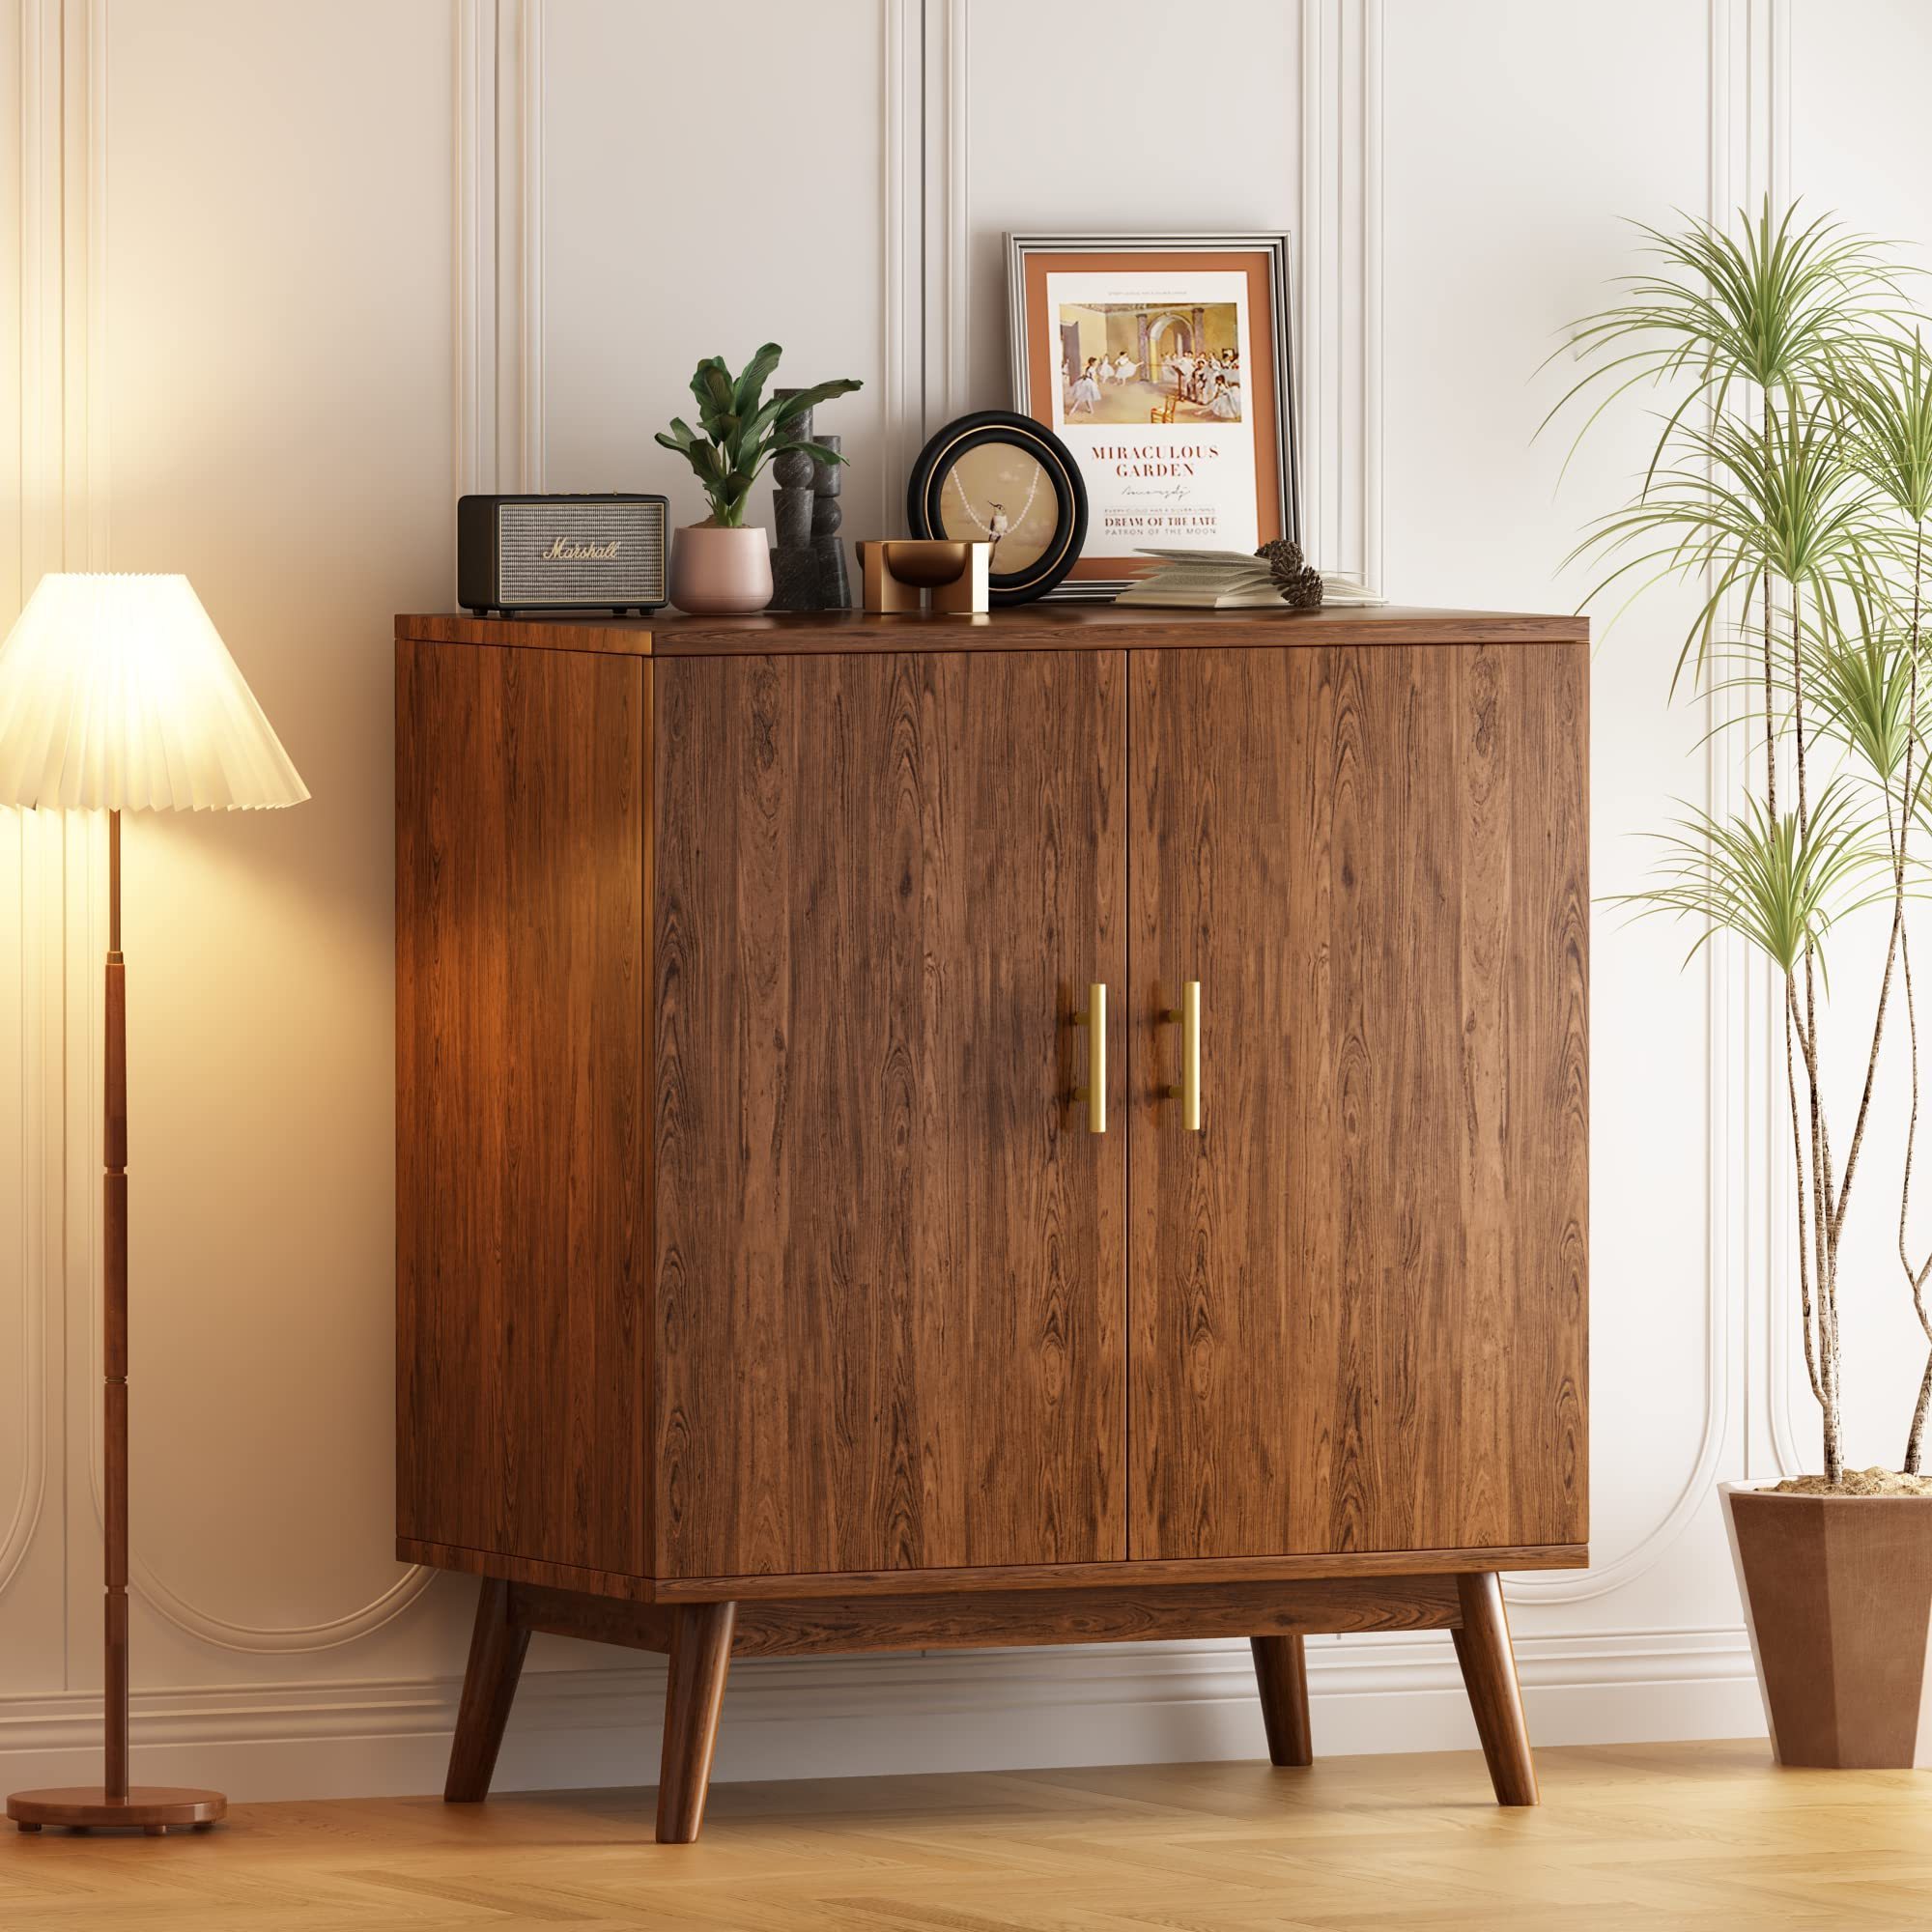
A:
[2, 1742, 1927, 1930]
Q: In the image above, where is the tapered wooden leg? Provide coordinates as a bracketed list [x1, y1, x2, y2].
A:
[1452, 1571, 1538, 1805]
[444, 1578, 530, 1803]
[655, 1602, 737, 1844]
[1249, 1634, 1313, 1767]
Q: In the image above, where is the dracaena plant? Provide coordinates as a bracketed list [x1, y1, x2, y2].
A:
[656, 344, 861, 528]
[1550, 200, 1932, 1487]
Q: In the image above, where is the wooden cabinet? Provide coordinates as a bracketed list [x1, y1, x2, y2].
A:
[396, 605, 1588, 1839]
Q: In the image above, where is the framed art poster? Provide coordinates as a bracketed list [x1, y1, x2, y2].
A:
[1007, 231, 1300, 594]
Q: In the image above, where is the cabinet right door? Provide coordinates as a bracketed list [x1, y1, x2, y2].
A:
[1128, 643, 1587, 1560]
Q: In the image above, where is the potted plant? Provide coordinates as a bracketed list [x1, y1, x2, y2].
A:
[656, 344, 860, 614]
[1552, 201, 1932, 1767]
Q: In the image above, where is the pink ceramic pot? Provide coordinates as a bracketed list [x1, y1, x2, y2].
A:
[668, 523, 772, 615]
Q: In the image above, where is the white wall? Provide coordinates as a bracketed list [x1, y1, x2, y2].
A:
[2, 0, 1926, 1802]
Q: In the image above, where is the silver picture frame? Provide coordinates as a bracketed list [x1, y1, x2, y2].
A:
[1007, 230, 1302, 599]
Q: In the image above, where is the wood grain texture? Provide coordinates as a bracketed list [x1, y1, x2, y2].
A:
[398, 604, 1588, 659]
[1452, 1571, 1539, 1805]
[5, 1786, 223, 1834]
[396, 1535, 1585, 1602]
[656, 1603, 737, 1844]
[398, 614, 654, 656]
[395, 639, 650, 1577]
[14, 1747, 1931, 1928]
[1128, 643, 1588, 1560]
[649, 1541, 1586, 1601]
[479, 1575, 1457, 1660]
[724, 1576, 1459, 1656]
[393, 1539, 662, 1602]
[1249, 1635, 1314, 1767]
[510, 1584, 678, 1654]
[653, 648, 1127, 1580]
[442, 1580, 529, 1804]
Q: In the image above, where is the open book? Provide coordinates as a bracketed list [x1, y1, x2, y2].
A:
[1113, 548, 1386, 609]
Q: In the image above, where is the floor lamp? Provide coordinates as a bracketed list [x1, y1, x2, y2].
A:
[0, 575, 308, 1836]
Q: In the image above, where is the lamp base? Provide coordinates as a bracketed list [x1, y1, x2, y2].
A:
[7, 1786, 225, 1835]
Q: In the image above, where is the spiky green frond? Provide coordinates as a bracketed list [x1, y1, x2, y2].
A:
[1564, 387, 1889, 687]
[1542, 197, 1911, 490]
[1618, 782, 1898, 980]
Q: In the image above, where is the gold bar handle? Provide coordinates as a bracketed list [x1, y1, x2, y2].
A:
[1073, 982, 1106, 1134]
[1161, 980, 1202, 1131]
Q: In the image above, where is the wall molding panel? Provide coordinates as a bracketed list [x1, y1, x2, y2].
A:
[454, 0, 545, 506]
[882, 0, 968, 533]
[1297, 0, 1382, 594]
[44, 0, 437, 1662]
[0, 820, 53, 1606]
[1728, 0, 1814, 1486]
[0, 0, 67, 1630]
[1512, 0, 1791, 1608]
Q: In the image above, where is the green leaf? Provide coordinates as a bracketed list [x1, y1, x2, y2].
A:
[731, 342, 784, 416]
[734, 395, 792, 459]
[773, 377, 864, 422]
[771, 438, 847, 469]
[690, 357, 738, 434]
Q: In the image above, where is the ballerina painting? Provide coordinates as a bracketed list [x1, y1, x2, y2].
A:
[1050, 299, 1248, 425]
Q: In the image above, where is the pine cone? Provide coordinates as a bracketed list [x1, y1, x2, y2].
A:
[1254, 539, 1323, 609]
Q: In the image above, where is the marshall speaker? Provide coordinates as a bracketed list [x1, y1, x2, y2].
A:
[458, 493, 669, 615]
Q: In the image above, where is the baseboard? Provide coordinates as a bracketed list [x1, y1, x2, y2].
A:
[0, 1629, 1768, 1804]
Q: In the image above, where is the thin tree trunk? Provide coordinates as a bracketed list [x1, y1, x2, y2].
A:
[1784, 574, 1842, 1481]
[1902, 530, 1930, 1471]
[1910, 1343, 1932, 1475]
[1790, 972, 1840, 1481]
[1786, 992, 1824, 1406]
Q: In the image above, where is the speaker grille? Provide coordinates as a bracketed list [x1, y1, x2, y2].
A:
[496, 500, 667, 605]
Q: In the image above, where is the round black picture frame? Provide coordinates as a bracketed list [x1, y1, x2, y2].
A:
[905, 411, 1087, 605]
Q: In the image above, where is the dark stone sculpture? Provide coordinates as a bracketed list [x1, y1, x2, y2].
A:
[811, 434, 851, 611]
[767, 391, 851, 611]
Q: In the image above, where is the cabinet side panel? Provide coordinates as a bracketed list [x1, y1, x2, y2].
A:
[654, 650, 1127, 1580]
[396, 639, 649, 1577]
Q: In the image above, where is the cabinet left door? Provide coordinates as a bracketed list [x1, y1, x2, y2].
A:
[654, 648, 1127, 1584]
[396, 639, 651, 1579]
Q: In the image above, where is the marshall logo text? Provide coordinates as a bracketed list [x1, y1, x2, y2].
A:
[540, 535, 622, 561]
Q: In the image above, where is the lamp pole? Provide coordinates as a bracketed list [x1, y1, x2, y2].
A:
[103, 809, 128, 1803]
[7, 810, 224, 1835]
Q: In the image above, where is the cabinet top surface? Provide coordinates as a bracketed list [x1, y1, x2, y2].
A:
[396, 604, 1588, 659]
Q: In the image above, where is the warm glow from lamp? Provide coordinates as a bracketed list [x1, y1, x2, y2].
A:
[0, 573, 307, 811]
[0, 571, 306, 1834]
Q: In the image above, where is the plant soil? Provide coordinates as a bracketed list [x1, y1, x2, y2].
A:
[1764, 1465, 1932, 1496]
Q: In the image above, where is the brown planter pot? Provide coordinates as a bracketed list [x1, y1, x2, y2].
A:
[668, 523, 773, 615]
[1722, 1481, 1932, 1767]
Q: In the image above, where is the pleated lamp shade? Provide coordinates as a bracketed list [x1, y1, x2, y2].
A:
[0, 573, 308, 812]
